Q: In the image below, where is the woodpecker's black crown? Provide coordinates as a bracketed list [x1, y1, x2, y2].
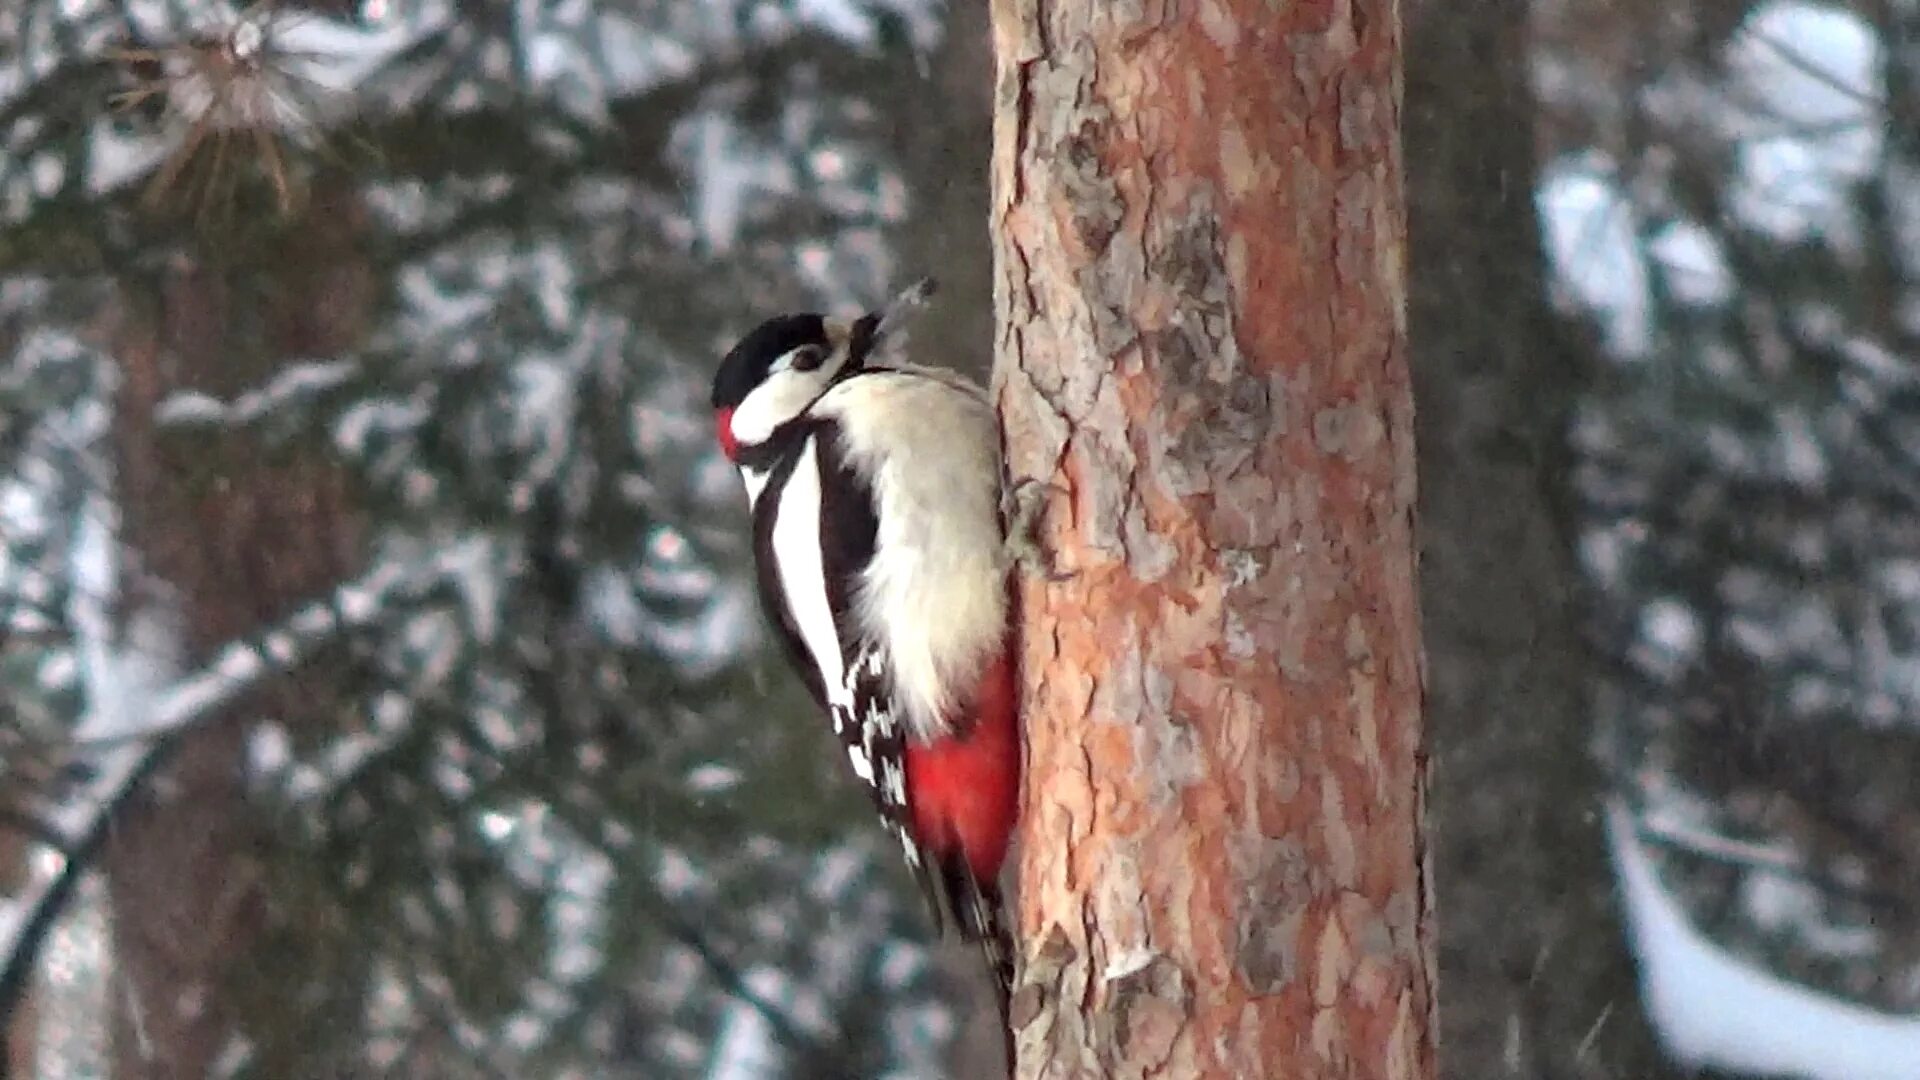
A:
[711, 314, 829, 410]
[712, 278, 936, 411]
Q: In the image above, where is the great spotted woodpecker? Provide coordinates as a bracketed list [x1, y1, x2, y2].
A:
[710, 280, 1020, 1009]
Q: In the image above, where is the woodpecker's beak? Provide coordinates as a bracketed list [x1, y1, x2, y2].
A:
[845, 277, 936, 371]
[875, 277, 937, 341]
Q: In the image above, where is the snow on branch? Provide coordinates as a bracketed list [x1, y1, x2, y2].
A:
[1636, 804, 1848, 887]
[1631, 801, 1911, 917]
[154, 359, 360, 429]
[70, 542, 469, 748]
[1, 541, 477, 1029]
[1606, 799, 1920, 1079]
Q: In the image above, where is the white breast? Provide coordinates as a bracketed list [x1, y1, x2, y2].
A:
[813, 368, 1008, 740]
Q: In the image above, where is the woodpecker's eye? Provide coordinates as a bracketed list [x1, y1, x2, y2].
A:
[785, 345, 827, 373]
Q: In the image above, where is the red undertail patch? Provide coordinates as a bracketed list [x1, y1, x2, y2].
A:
[903, 651, 1020, 880]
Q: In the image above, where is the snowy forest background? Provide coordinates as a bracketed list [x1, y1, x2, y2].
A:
[0, 0, 1916, 1078]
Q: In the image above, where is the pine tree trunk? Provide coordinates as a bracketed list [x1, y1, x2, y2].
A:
[104, 182, 369, 1080]
[989, 3, 1433, 1077]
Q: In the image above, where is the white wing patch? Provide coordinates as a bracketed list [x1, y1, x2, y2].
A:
[762, 437, 928, 881]
[836, 645, 926, 877]
[767, 436, 853, 712]
[880, 758, 906, 805]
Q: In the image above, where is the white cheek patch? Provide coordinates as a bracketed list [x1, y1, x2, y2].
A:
[730, 371, 816, 446]
[729, 347, 851, 448]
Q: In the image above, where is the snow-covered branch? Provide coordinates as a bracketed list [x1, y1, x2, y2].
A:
[70, 542, 474, 748]
[1631, 801, 1903, 910]
[154, 359, 360, 429]
[1607, 799, 1920, 1079]
[1636, 804, 1815, 875]
[2, 540, 479, 1027]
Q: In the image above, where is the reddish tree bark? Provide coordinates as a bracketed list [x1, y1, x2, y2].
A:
[991, 2, 1432, 1078]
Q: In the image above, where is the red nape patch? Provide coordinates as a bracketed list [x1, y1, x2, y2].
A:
[714, 407, 739, 460]
[904, 652, 1021, 880]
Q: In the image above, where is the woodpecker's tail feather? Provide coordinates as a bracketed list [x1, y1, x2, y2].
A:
[939, 853, 1013, 1019]
[935, 853, 1015, 1074]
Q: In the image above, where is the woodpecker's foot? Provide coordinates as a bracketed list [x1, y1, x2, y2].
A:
[1004, 476, 1074, 582]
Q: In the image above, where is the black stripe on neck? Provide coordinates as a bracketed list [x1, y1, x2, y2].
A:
[734, 417, 808, 473]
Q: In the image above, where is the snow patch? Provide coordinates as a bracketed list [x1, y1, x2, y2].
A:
[1649, 220, 1734, 307]
[709, 990, 782, 1080]
[1608, 801, 1920, 1079]
[1724, 2, 1885, 242]
[1539, 156, 1652, 357]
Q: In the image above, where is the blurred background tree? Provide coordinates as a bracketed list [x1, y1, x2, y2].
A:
[1, 1, 982, 1076]
[1408, 1, 1685, 1075]
[1534, 0, 1920, 1075]
[2, 0, 1917, 1078]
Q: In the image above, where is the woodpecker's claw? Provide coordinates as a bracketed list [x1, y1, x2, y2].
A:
[1004, 476, 1074, 582]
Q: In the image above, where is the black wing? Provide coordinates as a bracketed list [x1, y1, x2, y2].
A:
[811, 419, 878, 663]
[813, 426, 946, 922]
